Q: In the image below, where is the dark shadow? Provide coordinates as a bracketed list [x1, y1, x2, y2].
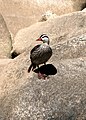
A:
[81, 3, 86, 10]
[11, 51, 20, 59]
[34, 64, 57, 76]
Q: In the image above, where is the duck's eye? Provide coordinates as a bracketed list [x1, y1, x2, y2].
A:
[42, 37, 48, 41]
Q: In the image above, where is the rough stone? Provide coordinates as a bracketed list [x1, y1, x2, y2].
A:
[0, 13, 12, 58]
[0, 1, 86, 119]
[13, 11, 86, 55]
[39, 11, 58, 22]
[0, 0, 86, 35]
[0, 0, 73, 36]
[0, 50, 86, 119]
[72, 0, 86, 11]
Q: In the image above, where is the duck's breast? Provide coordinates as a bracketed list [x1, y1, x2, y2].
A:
[30, 44, 52, 65]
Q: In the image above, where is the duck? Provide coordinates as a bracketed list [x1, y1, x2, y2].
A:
[28, 34, 52, 78]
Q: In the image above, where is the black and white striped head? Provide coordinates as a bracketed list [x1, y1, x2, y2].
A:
[36, 34, 50, 44]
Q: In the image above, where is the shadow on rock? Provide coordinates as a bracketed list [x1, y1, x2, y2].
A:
[34, 64, 57, 76]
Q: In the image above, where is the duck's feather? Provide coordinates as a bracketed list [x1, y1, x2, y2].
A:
[30, 43, 52, 65]
[30, 45, 40, 54]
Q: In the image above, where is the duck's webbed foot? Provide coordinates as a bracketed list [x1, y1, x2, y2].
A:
[38, 72, 49, 79]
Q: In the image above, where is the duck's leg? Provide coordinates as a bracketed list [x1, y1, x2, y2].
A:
[38, 73, 49, 79]
[37, 63, 47, 79]
[28, 63, 33, 72]
[44, 62, 46, 65]
[36, 65, 43, 79]
[32, 64, 36, 71]
[28, 63, 36, 72]
[38, 72, 44, 79]
[37, 65, 39, 70]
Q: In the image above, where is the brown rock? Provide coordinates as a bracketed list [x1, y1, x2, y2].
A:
[0, 0, 73, 36]
[0, 49, 86, 119]
[0, 1, 86, 119]
[72, 0, 86, 11]
[0, 20, 86, 118]
[39, 11, 58, 22]
[1, 0, 86, 35]
[13, 11, 86, 57]
[0, 13, 12, 58]
[82, 8, 86, 11]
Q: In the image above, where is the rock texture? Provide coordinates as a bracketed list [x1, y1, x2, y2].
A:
[0, 1, 86, 119]
[0, 0, 73, 36]
[0, 49, 86, 119]
[39, 11, 57, 22]
[72, 0, 86, 11]
[13, 11, 86, 55]
[0, 0, 86, 35]
[0, 13, 12, 58]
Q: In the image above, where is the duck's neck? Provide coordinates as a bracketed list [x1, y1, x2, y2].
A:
[42, 42, 49, 45]
[41, 43, 49, 47]
[40, 42, 49, 48]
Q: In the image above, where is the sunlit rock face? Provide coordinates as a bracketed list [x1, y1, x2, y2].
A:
[0, 0, 86, 119]
[1, 0, 73, 36]
[1, 0, 86, 36]
[0, 13, 12, 58]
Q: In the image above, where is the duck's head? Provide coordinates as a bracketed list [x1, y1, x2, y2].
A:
[36, 34, 50, 44]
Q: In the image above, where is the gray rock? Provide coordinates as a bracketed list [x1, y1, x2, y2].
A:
[0, 1, 86, 119]
[0, 37, 86, 119]
[0, 56, 86, 120]
[39, 11, 57, 22]
[52, 34, 86, 60]
[13, 11, 86, 55]
[0, 13, 12, 58]
[1, 0, 86, 36]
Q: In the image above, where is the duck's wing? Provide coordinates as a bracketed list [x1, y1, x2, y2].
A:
[30, 44, 41, 60]
[30, 44, 52, 65]
[30, 45, 40, 54]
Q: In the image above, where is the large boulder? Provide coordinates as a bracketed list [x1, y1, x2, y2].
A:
[12, 11, 86, 57]
[1, 0, 86, 35]
[0, 1, 86, 119]
[72, 0, 86, 11]
[0, 13, 12, 58]
[0, 15, 86, 118]
[0, 49, 86, 119]
[0, 0, 73, 36]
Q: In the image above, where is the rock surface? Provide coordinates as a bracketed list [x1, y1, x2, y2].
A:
[0, 0, 86, 35]
[0, 0, 73, 36]
[39, 11, 58, 22]
[0, 13, 12, 58]
[13, 11, 86, 55]
[0, 1, 86, 119]
[0, 49, 86, 119]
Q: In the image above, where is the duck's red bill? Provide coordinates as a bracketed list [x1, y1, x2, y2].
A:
[36, 38, 42, 41]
